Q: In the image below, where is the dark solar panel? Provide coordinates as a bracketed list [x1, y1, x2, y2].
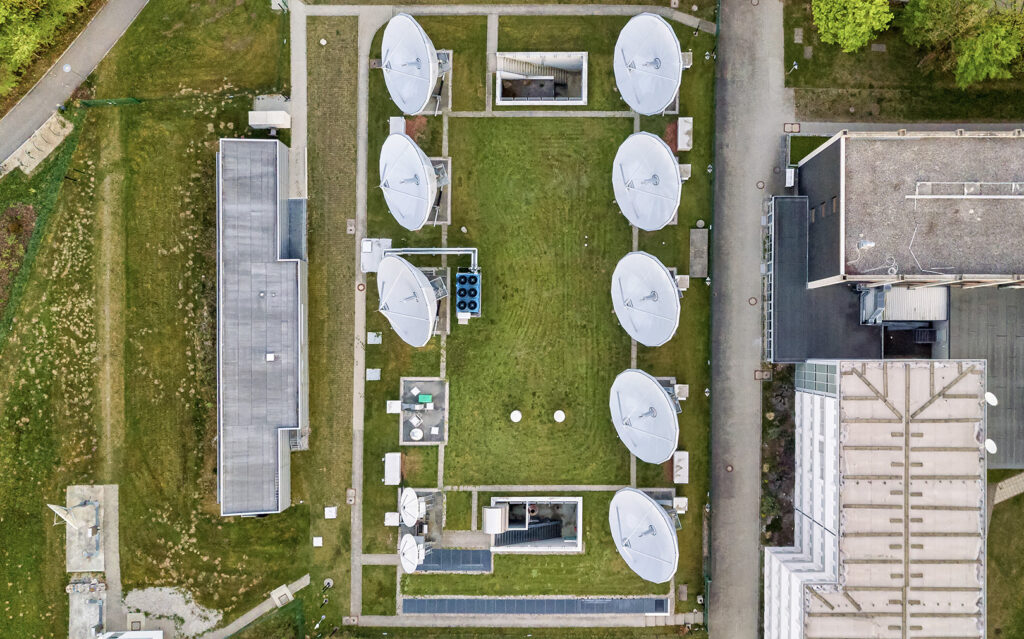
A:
[402, 596, 670, 614]
[416, 549, 492, 573]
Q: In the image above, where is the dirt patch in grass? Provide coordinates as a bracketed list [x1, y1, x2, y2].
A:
[662, 119, 677, 149]
[0, 204, 37, 312]
[405, 115, 428, 142]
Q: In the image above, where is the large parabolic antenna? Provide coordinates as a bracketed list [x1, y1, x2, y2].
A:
[380, 133, 438, 231]
[612, 132, 682, 231]
[609, 369, 679, 464]
[613, 13, 683, 115]
[609, 488, 679, 583]
[382, 14, 440, 115]
[377, 255, 439, 347]
[611, 251, 680, 347]
[399, 533, 424, 574]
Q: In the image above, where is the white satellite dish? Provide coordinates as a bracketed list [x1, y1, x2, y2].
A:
[47, 504, 83, 530]
[611, 251, 680, 347]
[613, 13, 684, 115]
[380, 133, 438, 231]
[609, 488, 679, 583]
[399, 533, 425, 574]
[985, 439, 998, 455]
[399, 487, 422, 527]
[612, 132, 682, 231]
[377, 255, 439, 348]
[985, 391, 999, 407]
[610, 369, 680, 464]
[382, 14, 441, 115]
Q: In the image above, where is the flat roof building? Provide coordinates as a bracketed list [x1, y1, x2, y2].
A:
[768, 131, 1024, 466]
[216, 139, 308, 516]
[764, 360, 987, 639]
[797, 131, 1024, 288]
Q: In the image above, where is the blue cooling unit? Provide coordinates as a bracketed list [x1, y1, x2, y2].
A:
[454, 269, 482, 318]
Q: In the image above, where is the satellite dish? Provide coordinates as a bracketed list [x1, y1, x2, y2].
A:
[382, 14, 440, 115]
[399, 487, 422, 527]
[609, 369, 680, 464]
[47, 504, 83, 530]
[377, 255, 439, 347]
[613, 13, 684, 115]
[608, 488, 679, 583]
[612, 132, 682, 231]
[399, 533, 424, 573]
[379, 133, 438, 231]
[986, 439, 998, 455]
[611, 251, 680, 347]
[985, 392, 998, 407]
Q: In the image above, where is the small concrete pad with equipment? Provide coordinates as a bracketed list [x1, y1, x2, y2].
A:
[399, 377, 449, 445]
[689, 228, 709, 278]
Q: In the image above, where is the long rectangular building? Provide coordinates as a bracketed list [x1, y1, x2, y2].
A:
[764, 360, 987, 639]
[216, 138, 308, 516]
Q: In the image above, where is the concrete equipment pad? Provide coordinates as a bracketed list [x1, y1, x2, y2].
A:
[689, 228, 708, 278]
[66, 485, 105, 573]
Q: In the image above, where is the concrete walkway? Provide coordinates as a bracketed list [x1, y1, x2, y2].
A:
[448, 109, 634, 118]
[797, 120, 1024, 136]
[0, 0, 149, 164]
[288, 0, 308, 198]
[101, 485, 126, 631]
[994, 472, 1024, 504]
[305, 4, 716, 35]
[358, 613, 686, 627]
[446, 484, 626, 492]
[201, 574, 310, 639]
[709, 1, 793, 638]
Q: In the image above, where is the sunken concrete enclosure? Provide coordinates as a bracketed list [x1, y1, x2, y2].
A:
[216, 138, 308, 517]
[495, 53, 588, 106]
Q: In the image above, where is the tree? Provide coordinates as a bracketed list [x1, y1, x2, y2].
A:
[899, 0, 990, 50]
[811, 0, 894, 53]
[954, 15, 1024, 87]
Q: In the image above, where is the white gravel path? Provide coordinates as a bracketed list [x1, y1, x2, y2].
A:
[124, 587, 222, 637]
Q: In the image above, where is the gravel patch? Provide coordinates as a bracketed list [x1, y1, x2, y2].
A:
[124, 587, 222, 637]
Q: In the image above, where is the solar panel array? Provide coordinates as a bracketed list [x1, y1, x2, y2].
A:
[402, 597, 669, 615]
[417, 549, 492, 573]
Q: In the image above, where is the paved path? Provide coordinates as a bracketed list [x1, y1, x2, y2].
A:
[709, 1, 793, 638]
[0, 0, 149, 164]
[362, 553, 400, 565]
[101, 485, 126, 631]
[305, 4, 716, 34]
[347, 5, 393, 618]
[289, 0, 308, 198]
[448, 109, 634, 118]
[201, 574, 310, 639]
[994, 472, 1024, 504]
[446, 484, 625, 492]
[485, 14, 498, 111]
[358, 613, 689, 627]
[798, 120, 1024, 135]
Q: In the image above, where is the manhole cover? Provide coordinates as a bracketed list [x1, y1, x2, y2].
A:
[773, 166, 781, 174]
[726, 464, 734, 472]
[357, 283, 365, 292]
[756, 180, 765, 189]
[751, 0, 759, 5]
[748, 297, 758, 306]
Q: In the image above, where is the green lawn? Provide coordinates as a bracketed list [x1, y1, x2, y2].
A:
[233, 598, 305, 638]
[444, 490, 474, 530]
[496, 16, 628, 111]
[784, 0, 1024, 121]
[362, 566, 398, 616]
[988, 493, 1024, 636]
[403, 492, 666, 596]
[788, 135, 829, 165]
[0, 108, 86, 341]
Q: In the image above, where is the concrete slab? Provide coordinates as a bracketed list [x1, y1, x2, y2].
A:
[688, 228, 709, 278]
[66, 484, 105, 573]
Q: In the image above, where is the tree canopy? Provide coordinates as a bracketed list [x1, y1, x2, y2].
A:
[0, 0, 86, 95]
[811, 0, 894, 53]
[954, 15, 1024, 87]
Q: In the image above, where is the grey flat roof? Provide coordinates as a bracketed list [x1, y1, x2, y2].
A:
[771, 196, 881, 362]
[217, 139, 300, 515]
[951, 287, 1024, 468]
[843, 133, 1024, 276]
